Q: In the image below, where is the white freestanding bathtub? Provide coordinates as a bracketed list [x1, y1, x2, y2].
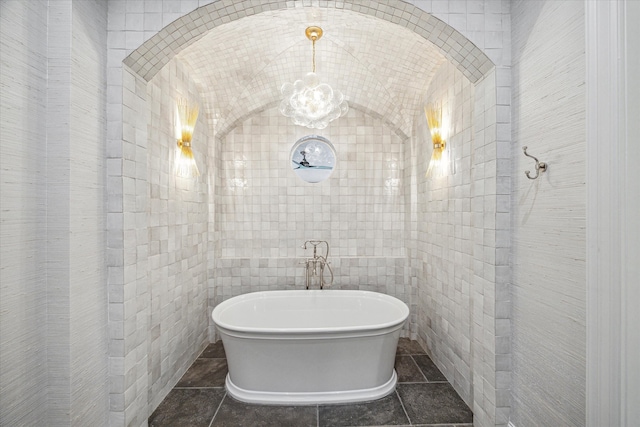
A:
[211, 290, 409, 405]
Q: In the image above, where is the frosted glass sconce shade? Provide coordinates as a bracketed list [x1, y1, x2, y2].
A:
[175, 98, 200, 178]
[424, 103, 449, 179]
[176, 141, 200, 178]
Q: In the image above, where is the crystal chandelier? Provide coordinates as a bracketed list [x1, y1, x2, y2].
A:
[279, 26, 348, 129]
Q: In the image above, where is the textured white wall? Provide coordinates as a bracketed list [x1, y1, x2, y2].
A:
[0, 0, 110, 425]
[68, 1, 110, 424]
[511, 1, 586, 426]
[0, 1, 50, 424]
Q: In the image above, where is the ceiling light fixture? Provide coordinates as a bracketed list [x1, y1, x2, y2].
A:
[279, 26, 348, 129]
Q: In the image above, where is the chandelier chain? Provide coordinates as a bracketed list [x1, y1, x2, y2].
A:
[312, 39, 316, 73]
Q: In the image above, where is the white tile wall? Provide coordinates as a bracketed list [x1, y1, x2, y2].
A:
[470, 69, 505, 427]
[146, 58, 210, 412]
[413, 60, 476, 406]
[108, 65, 151, 426]
[213, 106, 411, 334]
[217, 108, 405, 259]
[405, 60, 508, 427]
[109, 41, 213, 427]
[105, 2, 511, 426]
[407, 61, 507, 427]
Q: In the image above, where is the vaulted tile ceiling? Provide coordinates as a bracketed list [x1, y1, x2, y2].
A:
[175, 8, 448, 139]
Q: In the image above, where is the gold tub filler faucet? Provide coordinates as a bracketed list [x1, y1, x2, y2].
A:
[301, 240, 334, 289]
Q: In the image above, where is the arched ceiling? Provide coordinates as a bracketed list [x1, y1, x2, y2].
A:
[174, 8, 449, 139]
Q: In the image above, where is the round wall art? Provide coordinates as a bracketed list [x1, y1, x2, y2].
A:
[290, 135, 336, 183]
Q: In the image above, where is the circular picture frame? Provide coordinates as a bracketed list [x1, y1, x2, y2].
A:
[290, 135, 336, 183]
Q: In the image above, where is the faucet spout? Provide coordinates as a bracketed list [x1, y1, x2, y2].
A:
[303, 240, 329, 260]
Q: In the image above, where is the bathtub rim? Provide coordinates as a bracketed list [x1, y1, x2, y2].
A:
[211, 289, 410, 337]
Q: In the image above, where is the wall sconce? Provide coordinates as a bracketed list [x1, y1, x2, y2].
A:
[424, 102, 450, 178]
[175, 98, 200, 178]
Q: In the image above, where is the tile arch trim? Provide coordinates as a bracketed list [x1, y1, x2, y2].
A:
[123, 0, 494, 85]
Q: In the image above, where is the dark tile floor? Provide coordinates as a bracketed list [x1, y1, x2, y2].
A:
[149, 338, 473, 427]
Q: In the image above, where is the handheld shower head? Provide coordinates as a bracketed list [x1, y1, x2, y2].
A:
[301, 240, 330, 259]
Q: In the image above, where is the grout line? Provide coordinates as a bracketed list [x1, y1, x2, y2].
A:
[173, 386, 226, 389]
[409, 355, 429, 382]
[316, 404, 319, 427]
[419, 424, 470, 426]
[195, 342, 215, 359]
[208, 392, 227, 427]
[395, 388, 412, 426]
[398, 381, 434, 385]
[398, 381, 451, 385]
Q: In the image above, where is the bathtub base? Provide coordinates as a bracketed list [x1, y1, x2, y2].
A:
[225, 370, 398, 405]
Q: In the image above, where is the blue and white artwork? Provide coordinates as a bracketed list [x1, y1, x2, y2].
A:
[290, 135, 336, 183]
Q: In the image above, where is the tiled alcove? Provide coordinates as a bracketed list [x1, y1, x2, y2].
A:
[106, 1, 510, 426]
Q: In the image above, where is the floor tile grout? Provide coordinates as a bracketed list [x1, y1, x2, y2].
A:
[409, 354, 429, 382]
[208, 392, 227, 427]
[173, 386, 225, 389]
[399, 381, 450, 384]
[395, 388, 413, 425]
